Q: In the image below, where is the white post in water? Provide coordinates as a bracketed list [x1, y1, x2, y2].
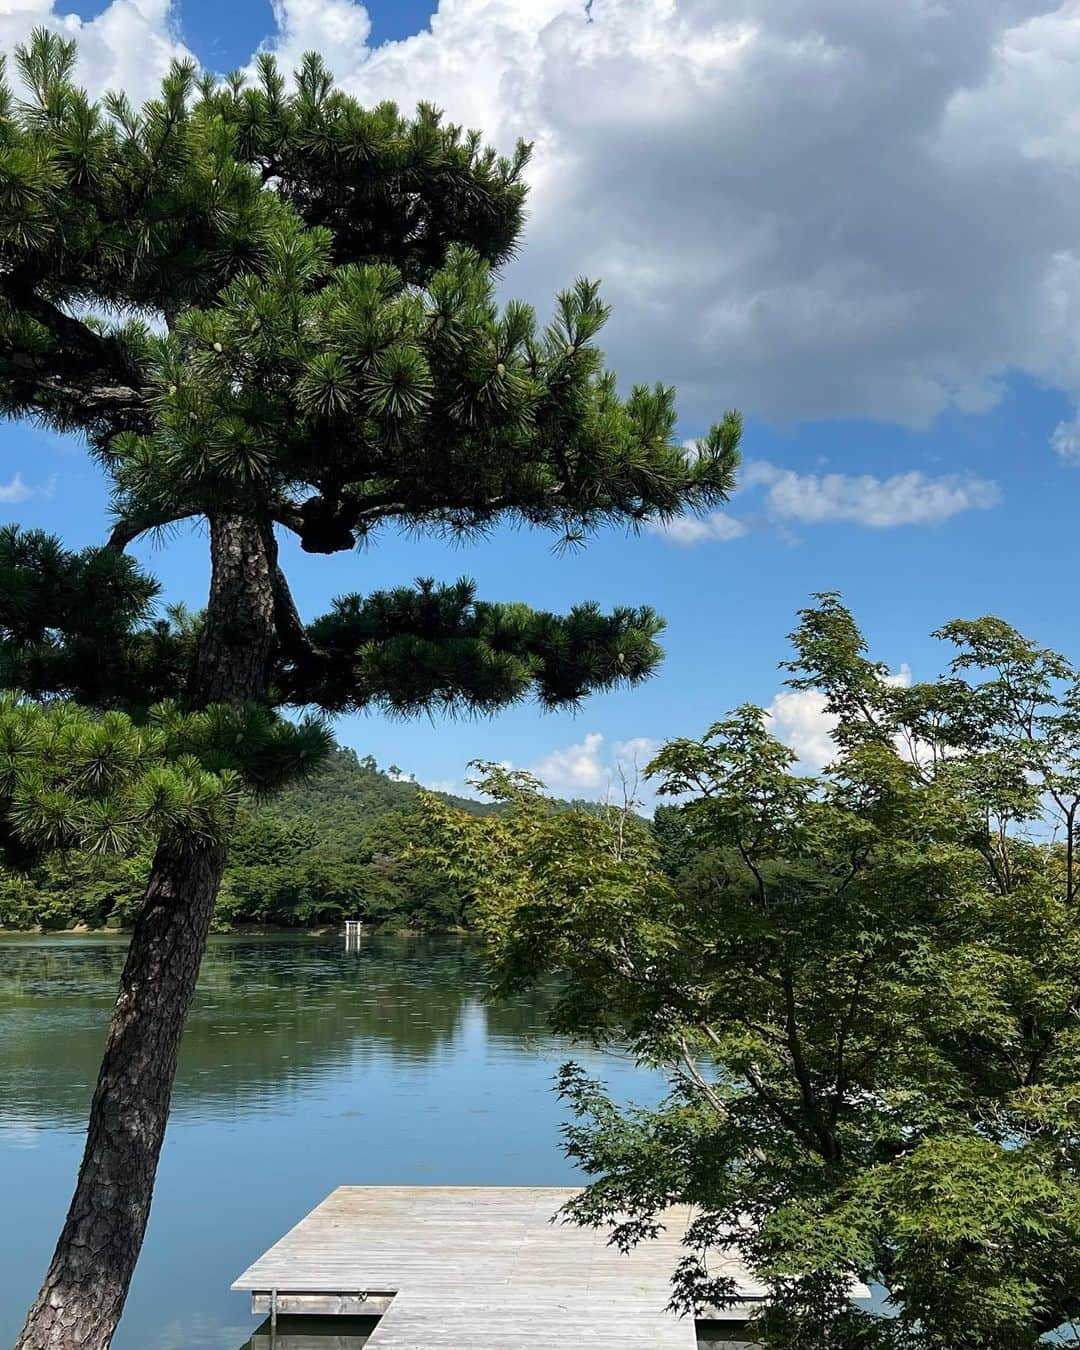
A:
[344, 920, 362, 950]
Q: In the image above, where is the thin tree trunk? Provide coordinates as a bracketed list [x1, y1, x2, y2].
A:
[16, 514, 277, 1350]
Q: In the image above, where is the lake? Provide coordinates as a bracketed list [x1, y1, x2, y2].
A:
[0, 931, 674, 1349]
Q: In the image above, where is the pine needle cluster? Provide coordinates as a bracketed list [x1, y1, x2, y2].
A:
[0, 693, 328, 866]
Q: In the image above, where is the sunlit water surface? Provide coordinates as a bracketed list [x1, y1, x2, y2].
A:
[0, 932, 669, 1349]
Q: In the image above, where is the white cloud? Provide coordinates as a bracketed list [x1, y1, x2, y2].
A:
[305, 0, 1080, 445]
[532, 731, 608, 794]
[262, 0, 372, 78]
[0, 1, 192, 104]
[530, 674, 920, 795]
[530, 731, 659, 801]
[765, 688, 838, 774]
[1051, 415, 1080, 462]
[0, 473, 32, 504]
[614, 736, 660, 771]
[744, 461, 1001, 528]
[650, 511, 750, 545]
[766, 663, 913, 773]
[650, 459, 999, 545]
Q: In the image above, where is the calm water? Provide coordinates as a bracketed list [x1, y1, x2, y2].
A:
[0, 932, 665, 1349]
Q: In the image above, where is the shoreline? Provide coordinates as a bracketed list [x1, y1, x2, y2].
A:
[0, 922, 470, 939]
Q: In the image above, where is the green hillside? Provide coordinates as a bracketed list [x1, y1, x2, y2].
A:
[0, 748, 488, 933]
[268, 746, 493, 829]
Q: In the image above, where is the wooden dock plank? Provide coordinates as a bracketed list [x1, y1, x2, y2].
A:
[365, 1295, 698, 1348]
[232, 1186, 769, 1347]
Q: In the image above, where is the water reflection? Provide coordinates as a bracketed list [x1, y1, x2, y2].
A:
[235, 1317, 756, 1348]
[240, 1316, 379, 1348]
[1, 933, 650, 1350]
[0, 933, 560, 1132]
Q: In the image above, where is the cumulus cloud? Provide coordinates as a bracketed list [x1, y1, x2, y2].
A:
[0, 0, 192, 103]
[262, 0, 372, 78]
[319, 0, 1080, 443]
[10, 1, 1080, 449]
[1050, 416, 1080, 463]
[743, 461, 1001, 528]
[650, 460, 999, 544]
[530, 732, 659, 801]
[765, 687, 838, 774]
[651, 511, 751, 546]
[613, 735, 659, 777]
[532, 732, 607, 793]
[528, 673, 920, 794]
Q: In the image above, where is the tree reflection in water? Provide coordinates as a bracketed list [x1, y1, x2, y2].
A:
[0, 932, 561, 1130]
[240, 1315, 379, 1348]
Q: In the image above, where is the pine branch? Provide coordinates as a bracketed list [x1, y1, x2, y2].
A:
[269, 559, 333, 682]
[1, 272, 145, 391]
[106, 509, 201, 552]
[282, 578, 665, 715]
[257, 516, 334, 678]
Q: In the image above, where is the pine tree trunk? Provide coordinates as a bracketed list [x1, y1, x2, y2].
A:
[15, 514, 277, 1350]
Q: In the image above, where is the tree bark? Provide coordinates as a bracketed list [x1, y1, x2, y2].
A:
[192, 515, 279, 706]
[16, 514, 277, 1350]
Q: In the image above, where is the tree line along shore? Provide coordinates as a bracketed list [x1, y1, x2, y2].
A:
[0, 748, 482, 933]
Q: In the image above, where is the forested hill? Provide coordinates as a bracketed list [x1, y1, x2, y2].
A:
[0, 748, 495, 933]
[269, 747, 493, 829]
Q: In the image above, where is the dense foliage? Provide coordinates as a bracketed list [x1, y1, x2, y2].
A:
[0, 686, 328, 894]
[424, 596, 1080, 1350]
[0, 747, 480, 932]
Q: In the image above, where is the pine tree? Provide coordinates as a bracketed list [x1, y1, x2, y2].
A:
[0, 32, 740, 1349]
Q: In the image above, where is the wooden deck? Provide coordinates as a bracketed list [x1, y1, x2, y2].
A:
[232, 1186, 767, 1348]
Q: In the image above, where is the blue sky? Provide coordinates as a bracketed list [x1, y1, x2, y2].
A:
[4, 0, 1080, 801]
[58, 0, 441, 64]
